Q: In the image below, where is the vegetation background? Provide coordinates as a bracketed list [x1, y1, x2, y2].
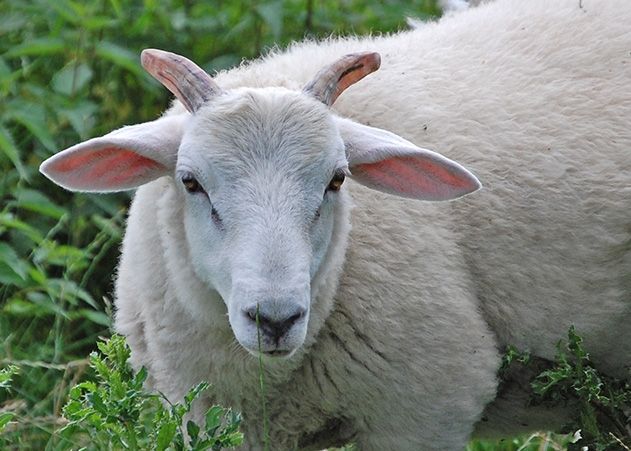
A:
[0, 0, 571, 449]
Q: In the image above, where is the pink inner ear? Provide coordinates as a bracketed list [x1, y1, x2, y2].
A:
[353, 155, 479, 200]
[46, 146, 166, 191]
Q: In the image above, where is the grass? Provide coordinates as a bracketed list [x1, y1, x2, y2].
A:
[255, 304, 271, 451]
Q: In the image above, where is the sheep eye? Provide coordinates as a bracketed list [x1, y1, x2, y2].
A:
[181, 174, 204, 193]
[211, 205, 223, 227]
[326, 170, 346, 192]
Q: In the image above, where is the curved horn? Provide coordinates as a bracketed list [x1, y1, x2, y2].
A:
[304, 52, 381, 106]
[141, 48, 223, 113]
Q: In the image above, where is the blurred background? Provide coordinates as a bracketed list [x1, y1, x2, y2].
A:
[0, 0, 568, 449]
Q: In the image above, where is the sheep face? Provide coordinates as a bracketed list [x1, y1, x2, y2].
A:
[177, 87, 347, 357]
[39, 49, 481, 359]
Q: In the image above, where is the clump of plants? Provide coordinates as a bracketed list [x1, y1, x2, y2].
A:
[0, 365, 19, 433]
[60, 334, 243, 450]
[501, 326, 630, 451]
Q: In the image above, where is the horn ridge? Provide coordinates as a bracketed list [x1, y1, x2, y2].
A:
[141, 48, 223, 113]
[304, 52, 381, 106]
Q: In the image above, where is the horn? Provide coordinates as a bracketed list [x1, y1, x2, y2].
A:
[303, 52, 381, 106]
[141, 49, 223, 113]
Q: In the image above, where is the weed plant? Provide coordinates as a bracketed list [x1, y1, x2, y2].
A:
[61, 335, 243, 450]
[474, 327, 630, 451]
[530, 327, 630, 450]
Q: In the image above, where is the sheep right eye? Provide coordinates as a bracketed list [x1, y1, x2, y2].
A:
[181, 174, 204, 193]
[326, 169, 346, 193]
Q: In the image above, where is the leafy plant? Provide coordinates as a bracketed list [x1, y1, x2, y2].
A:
[0, 365, 19, 433]
[466, 432, 573, 451]
[61, 334, 243, 450]
[531, 326, 631, 451]
[499, 345, 531, 376]
[493, 327, 631, 451]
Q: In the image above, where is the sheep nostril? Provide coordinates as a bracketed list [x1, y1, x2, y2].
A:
[244, 306, 272, 328]
[287, 311, 304, 324]
[243, 305, 306, 341]
[246, 309, 258, 322]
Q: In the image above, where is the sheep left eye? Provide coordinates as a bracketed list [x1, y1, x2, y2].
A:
[182, 174, 204, 193]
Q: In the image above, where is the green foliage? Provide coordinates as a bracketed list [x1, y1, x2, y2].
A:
[466, 432, 573, 451]
[492, 327, 631, 451]
[531, 326, 631, 450]
[0, 365, 19, 391]
[0, 365, 19, 432]
[499, 345, 531, 376]
[61, 334, 243, 450]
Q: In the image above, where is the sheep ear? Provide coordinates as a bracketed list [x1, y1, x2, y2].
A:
[336, 117, 481, 201]
[40, 114, 185, 192]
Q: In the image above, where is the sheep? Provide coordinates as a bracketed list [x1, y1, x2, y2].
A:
[39, 0, 631, 449]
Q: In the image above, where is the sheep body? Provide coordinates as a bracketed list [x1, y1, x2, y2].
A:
[82, 0, 631, 448]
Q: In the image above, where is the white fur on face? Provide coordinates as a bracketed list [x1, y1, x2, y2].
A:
[176, 88, 347, 356]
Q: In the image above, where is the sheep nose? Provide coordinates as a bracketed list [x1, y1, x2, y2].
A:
[244, 305, 306, 343]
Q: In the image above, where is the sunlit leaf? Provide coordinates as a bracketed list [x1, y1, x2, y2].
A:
[256, 1, 284, 39]
[0, 243, 27, 274]
[58, 101, 98, 139]
[171, 8, 187, 31]
[0, 124, 27, 179]
[4, 101, 56, 152]
[0, 12, 28, 34]
[47, 0, 85, 26]
[95, 41, 142, 75]
[207, 54, 241, 72]
[0, 57, 11, 78]
[52, 62, 94, 96]
[83, 16, 118, 31]
[12, 187, 67, 219]
[108, 0, 123, 17]
[46, 278, 98, 308]
[156, 421, 177, 451]
[0, 412, 15, 431]
[33, 241, 89, 270]
[75, 309, 111, 327]
[0, 212, 45, 243]
[92, 212, 124, 238]
[0, 243, 29, 286]
[4, 38, 65, 58]
[3, 293, 68, 318]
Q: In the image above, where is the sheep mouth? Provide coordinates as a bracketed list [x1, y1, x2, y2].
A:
[265, 349, 292, 357]
[243, 346, 298, 360]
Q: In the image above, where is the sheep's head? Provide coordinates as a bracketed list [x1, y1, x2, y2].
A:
[40, 49, 480, 358]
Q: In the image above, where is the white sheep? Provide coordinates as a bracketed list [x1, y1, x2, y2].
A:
[40, 0, 631, 449]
